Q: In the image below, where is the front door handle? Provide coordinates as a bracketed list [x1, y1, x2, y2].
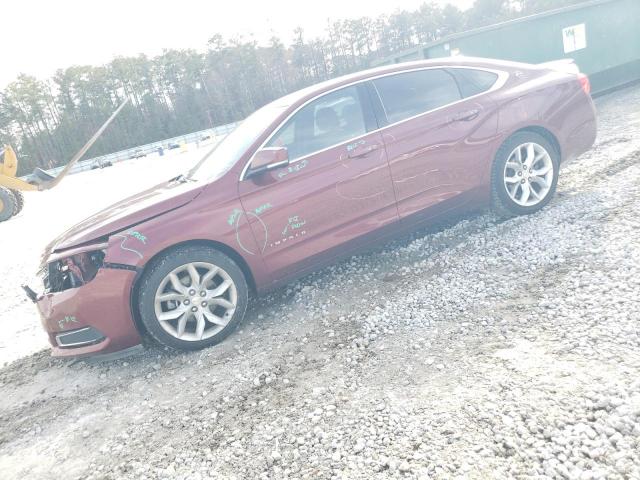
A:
[451, 109, 480, 122]
[347, 143, 380, 159]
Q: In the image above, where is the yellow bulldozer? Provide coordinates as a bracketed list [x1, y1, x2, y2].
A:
[0, 99, 129, 222]
[0, 145, 26, 221]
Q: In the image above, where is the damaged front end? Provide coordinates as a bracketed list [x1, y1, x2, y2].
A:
[26, 172, 205, 358]
[28, 240, 143, 357]
[23, 243, 108, 303]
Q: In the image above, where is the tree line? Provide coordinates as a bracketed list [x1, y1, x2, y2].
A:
[0, 0, 588, 174]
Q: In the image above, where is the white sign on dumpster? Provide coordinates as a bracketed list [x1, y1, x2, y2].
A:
[563, 24, 587, 53]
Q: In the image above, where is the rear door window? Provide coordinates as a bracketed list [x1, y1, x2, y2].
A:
[267, 86, 367, 161]
[372, 69, 461, 124]
[449, 68, 499, 98]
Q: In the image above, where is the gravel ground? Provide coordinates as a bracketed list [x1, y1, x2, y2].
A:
[0, 85, 639, 480]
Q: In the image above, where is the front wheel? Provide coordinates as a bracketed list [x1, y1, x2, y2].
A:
[10, 190, 24, 215]
[491, 132, 559, 218]
[0, 187, 17, 222]
[138, 245, 249, 351]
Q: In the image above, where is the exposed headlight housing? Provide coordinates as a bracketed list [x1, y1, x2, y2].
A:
[44, 249, 106, 293]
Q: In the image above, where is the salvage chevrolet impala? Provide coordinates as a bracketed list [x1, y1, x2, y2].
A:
[32, 57, 597, 357]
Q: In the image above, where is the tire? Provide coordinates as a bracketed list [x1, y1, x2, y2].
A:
[0, 186, 17, 222]
[10, 190, 24, 215]
[137, 245, 249, 351]
[491, 131, 560, 218]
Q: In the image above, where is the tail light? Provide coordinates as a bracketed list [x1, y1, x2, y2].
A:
[578, 73, 591, 96]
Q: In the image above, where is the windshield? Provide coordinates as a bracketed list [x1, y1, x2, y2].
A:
[188, 100, 290, 182]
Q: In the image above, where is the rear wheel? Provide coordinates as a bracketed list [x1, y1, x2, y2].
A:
[491, 132, 559, 218]
[10, 190, 24, 215]
[137, 245, 249, 351]
[0, 187, 17, 222]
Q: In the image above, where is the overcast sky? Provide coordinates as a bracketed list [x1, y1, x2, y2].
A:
[1, 0, 474, 89]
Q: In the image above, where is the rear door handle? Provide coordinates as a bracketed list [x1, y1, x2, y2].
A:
[451, 109, 480, 122]
[347, 143, 380, 159]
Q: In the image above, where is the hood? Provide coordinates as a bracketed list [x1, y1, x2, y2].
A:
[44, 178, 205, 257]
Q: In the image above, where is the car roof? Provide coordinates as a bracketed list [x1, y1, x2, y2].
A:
[270, 56, 529, 110]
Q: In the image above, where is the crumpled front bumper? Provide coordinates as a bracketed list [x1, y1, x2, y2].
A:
[36, 267, 142, 357]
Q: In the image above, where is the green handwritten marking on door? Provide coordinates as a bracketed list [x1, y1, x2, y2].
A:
[269, 230, 306, 248]
[277, 159, 309, 179]
[282, 215, 306, 236]
[254, 203, 273, 215]
[228, 208, 243, 226]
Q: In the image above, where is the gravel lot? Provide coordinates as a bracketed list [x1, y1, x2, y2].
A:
[0, 85, 639, 480]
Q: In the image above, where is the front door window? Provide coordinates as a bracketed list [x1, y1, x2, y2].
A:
[266, 86, 368, 161]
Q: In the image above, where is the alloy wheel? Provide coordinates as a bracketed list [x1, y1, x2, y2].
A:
[503, 142, 554, 207]
[154, 262, 237, 341]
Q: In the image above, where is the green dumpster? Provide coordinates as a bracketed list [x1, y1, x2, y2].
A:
[372, 0, 640, 95]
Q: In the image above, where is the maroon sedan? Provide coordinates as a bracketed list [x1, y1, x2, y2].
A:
[34, 57, 596, 357]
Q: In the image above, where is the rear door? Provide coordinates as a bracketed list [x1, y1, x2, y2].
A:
[238, 84, 397, 282]
[371, 67, 499, 221]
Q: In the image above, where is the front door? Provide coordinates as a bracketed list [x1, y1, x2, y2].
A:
[238, 84, 397, 282]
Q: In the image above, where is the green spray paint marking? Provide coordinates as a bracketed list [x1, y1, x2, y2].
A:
[282, 215, 306, 236]
[228, 208, 242, 226]
[254, 203, 273, 215]
[58, 315, 78, 330]
[127, 230, 147, 243]
[114, 231, 145, 259]
[277, 159, 308, 179]
[228, 208, 268, 256]
[346, 139, 366, 152]
[229, 204, 272, 228]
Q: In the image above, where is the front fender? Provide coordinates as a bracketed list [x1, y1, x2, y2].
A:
[103, 188, 272, 291]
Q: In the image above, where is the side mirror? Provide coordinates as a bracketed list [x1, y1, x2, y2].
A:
[247, 147, 289, 177]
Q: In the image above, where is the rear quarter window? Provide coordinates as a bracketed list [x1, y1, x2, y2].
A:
[372, 69, 461, 124]
[449, 68, 499, 98]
